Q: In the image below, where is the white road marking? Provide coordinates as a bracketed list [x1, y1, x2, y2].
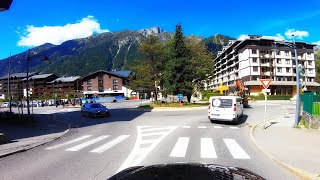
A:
[170, 137, 190, 157]
[141, 132, 166, 136]
[213, 126, 223, 129]
[90, 135, 130, 153]
[140, 139, 155, 144]
[181, 126, 191, 128]
[118, 126, 177, 172]
[230, 127, 239, 129]
[198, 126, 207, 129]
[141, 127, 173, 132]
[66, 135, 109, 152]
[223, 139, 250, 159]
[45, 135, 92, 150]
[200, 138, 217, 158]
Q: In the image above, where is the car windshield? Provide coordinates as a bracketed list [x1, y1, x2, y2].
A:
[90, 104, 104, 108]
[1, 1, 319, 180]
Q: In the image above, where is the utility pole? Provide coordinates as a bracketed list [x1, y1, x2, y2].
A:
[292, 35, 301, 127]
[8, 53, 12, 113]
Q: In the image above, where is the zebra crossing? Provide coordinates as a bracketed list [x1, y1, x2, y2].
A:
[45, 134, 250, 160]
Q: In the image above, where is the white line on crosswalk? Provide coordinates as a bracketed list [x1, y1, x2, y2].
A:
[230, 127, 239, 129]
[45, 135, 92, 150]
[170, 137, 189, 157]
[181, 126, 191, 128]
[90, 135, 130, 153]
[141, 127, 173, 132]
[223, 139, 250, 159]
[213, 126, 223, 129]
[200, 138, 217, 158]
[141, 132, 166, 136]
[140, 139, 156, 144]
[198, 126, 207, 129]
[66, 135, 109, 152]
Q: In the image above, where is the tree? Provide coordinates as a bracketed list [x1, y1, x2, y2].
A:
[163, 24, 214, 102]
[316, 51, 320, 82]
[127, 35, 164, 101]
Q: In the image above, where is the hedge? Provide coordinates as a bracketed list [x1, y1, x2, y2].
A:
[247, 94, 291, 100]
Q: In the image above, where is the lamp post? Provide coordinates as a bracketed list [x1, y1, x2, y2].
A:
[273, 35, 300, 127]
[292, 35, 301, 127]
[8, 53, 12, 113]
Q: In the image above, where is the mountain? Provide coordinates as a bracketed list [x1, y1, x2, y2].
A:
[0, 27, 233, 77]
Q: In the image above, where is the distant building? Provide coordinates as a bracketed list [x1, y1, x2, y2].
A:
[0, 72, 38, 100]
[21, 74, 59, 99]
[208, 35, 320, 98]
[81, 70, 132, 98]
[47, 76, 82, 99]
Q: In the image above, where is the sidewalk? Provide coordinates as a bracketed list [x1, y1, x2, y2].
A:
[0, 113, 70, 158]
[251, 106, 320, 179]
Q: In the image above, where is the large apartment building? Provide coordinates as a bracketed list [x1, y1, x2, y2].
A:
[209, 35, 319, 97]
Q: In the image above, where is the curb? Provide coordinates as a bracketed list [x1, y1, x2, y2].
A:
[133, 106, 208, 112]
[250, 121, 316, 180]
[0, 114, 71, 158]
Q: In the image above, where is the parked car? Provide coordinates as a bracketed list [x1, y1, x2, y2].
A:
[81, 103, 110, 117]
[0, 102, 18, 108]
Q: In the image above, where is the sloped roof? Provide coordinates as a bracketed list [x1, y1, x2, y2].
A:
[48, 76, 81, 83]
[82, 70, 127, 81]
[110, 71, 132, 78]
[0, 72, 38, 80]
[21, 74, 55, 80]
[244, 81, 320, 87]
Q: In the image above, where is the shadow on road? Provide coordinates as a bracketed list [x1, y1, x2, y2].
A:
[210, 115, 248, 126]
[0, 108, 151, 142]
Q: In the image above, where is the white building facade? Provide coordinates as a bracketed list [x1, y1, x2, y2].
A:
[208, 35, 319, 97]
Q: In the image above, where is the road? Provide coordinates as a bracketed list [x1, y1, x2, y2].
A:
[0, 101, 299, 179]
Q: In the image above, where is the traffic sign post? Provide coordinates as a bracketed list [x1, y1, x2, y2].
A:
[260, 79, 272, 129]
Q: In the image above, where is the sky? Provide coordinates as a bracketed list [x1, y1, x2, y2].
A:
[0, 0, 320, 59]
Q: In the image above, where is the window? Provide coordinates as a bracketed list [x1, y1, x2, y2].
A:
[276, 51, 280, 55]
[277, 67, 282, 72]
[287, 77, 292, 81]
[252, 58, 257, 63]
[113, 79, 118, 84]
[286, 59, 290, 64]
[277, 77, 282, 81]
[286, 68, 291, 73]
[113, 85, 118, 90]
[252, 49, 257, 54]
[252, 76, 258, 80]
[87, 79, 92, 85]
[307, 53, 312, 58]
[285, 51, 289, 56]
[260, 50, 265, 54]
[309, 69, 313, 74]
[87, 86, 92, 91]
[253, 67, 258, 72]
[308, 61, 312, 65]
[277, 59, 281, 64]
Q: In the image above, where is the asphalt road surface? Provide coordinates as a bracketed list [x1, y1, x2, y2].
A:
[0, 101, 299, 180]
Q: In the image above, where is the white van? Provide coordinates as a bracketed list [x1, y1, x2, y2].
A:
[208, 96, 243, 124]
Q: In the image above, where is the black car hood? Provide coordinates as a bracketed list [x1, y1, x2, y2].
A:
[108, 163, 266, 180]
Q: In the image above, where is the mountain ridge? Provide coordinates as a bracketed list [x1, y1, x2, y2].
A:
[0, 27, 234, 77]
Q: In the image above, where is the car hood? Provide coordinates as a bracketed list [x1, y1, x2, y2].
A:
[108, 163, 266, 180]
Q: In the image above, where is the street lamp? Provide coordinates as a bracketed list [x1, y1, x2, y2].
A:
[274, 35, 300, 127]
[25, 49, 50, 117]
[8, 53, 12, 113]
[0, 0, 13, 11]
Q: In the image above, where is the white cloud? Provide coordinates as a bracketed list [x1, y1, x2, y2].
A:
[312, 40, 320, 47]
[18, 16, 109, 47]
[284, 29, 309, 40]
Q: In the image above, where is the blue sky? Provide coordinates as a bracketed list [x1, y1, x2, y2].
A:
[1, 0, 320, 59]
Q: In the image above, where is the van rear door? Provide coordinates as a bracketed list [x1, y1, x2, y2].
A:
[211, 98, 233, 118]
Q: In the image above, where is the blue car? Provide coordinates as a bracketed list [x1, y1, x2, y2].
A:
[81, 103, 110, 117]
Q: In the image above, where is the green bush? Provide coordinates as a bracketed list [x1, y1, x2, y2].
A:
[247, 94, 291, 100]
[125, 96, 131, 100]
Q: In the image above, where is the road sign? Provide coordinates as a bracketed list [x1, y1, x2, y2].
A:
[177, 94, 183, 100]
[262, 89, 270, 93]
[260, 79, 272, 89]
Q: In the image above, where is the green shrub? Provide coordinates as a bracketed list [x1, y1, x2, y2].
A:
[125, 96, 131, 100]
[247, 94, 291, 100]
